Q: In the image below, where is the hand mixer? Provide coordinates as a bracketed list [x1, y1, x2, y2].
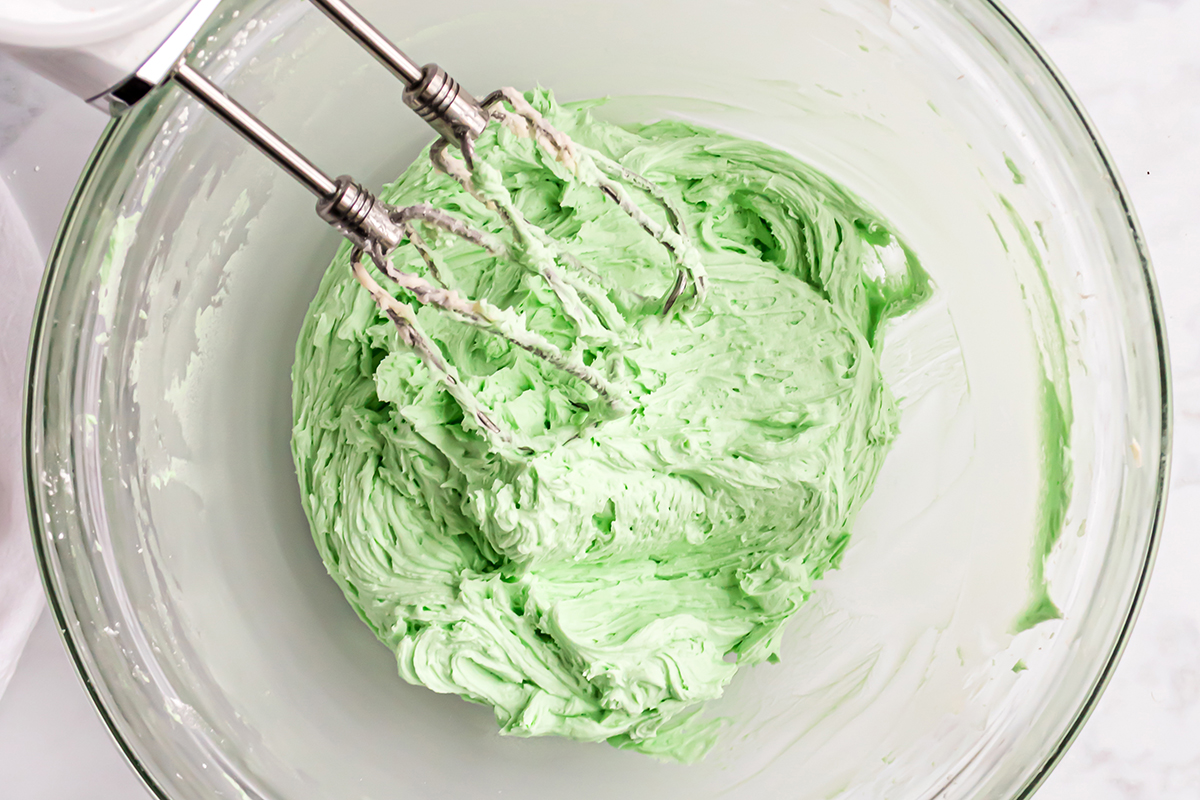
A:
[0, 0, 707, 447]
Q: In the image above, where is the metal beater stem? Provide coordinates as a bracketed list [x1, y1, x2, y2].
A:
[172, 62, 338, 199]
[171, 62, 405, 255]
[307, 0, 489, 149]
[307, 0, 423, 87]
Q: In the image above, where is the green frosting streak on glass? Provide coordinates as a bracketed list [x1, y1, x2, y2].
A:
[999, 194, 1073, 633]
[1004, 153, 1027, 186]
[291, 91, 931, 760]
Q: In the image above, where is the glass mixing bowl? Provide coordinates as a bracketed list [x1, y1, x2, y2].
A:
[26, 0, 1169, 798]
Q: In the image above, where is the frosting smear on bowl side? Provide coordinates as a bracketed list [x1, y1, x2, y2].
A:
[291, 90, 931, 761]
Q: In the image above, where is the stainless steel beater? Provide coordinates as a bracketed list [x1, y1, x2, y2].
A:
[12, 0, 710, 446]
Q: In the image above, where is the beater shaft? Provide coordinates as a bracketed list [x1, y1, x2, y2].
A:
[172, 63, 337, 198]
[308, 0, 424, 85]
[308, 0, 490, 149]
[167, 0, 492, 258]
[171, 62, 406, 254]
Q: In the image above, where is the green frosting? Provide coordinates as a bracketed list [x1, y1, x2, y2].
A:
[291, 91, 931, 761]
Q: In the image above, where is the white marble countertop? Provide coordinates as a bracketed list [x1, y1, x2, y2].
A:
[1, 1, 1198, 796]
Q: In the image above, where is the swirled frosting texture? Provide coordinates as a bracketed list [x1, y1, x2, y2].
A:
[292, 91, 930, 761]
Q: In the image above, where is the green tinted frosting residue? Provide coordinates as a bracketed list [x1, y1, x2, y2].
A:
[999, 195, 1073, 632]
[291, 91, 930, 760]
[1004, 154, 1026, 185]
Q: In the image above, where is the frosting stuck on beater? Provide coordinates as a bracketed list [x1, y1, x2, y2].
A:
[291, 90, 931, 761]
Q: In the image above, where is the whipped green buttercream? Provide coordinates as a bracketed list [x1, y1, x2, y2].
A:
[292, 91, 930, 761]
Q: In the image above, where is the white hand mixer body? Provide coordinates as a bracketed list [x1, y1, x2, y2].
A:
[0, 0, 211, 102]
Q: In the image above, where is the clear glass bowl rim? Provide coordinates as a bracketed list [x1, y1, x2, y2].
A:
[23, 1, 1172, 798]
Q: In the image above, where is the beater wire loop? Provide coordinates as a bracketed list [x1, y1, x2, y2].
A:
[347, 88, 711, 448]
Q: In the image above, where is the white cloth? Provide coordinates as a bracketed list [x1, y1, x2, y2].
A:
[0, 175, 45, 700]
